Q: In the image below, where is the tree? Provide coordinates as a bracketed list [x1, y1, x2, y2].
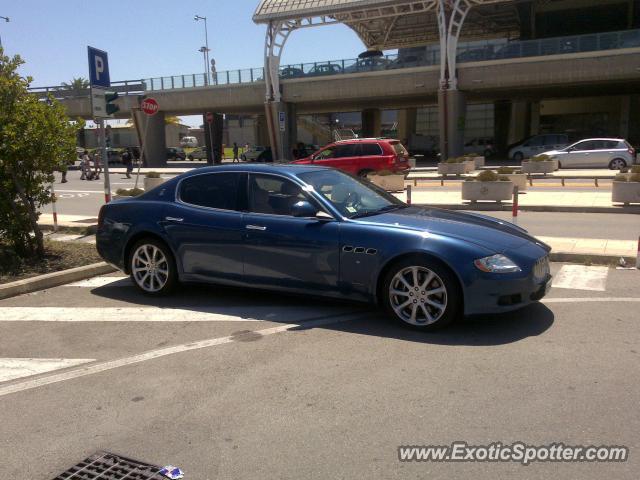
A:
[0, 48, 77, 258]
[60, 77, 89, 96]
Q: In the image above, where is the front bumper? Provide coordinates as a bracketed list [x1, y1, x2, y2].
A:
[464, 252, 551, 315]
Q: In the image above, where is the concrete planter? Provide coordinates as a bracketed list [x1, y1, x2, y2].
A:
[464, 159, 476, 173]
[612, 181, 640, 205]
[505, 173, 528, 191]
[521, 160, 558, 174]
[438, 163, 467, 175]
[469, 156, 485, 168]
[144, 176, 165, 191]
[367, 173, 406, 192]
[462, 180, 514, 203]
[408, 157, 417, 169]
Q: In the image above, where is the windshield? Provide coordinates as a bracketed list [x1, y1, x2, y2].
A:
[297, 169, 406, 219]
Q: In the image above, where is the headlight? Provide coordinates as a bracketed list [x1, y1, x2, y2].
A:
[474, 254, 521, 273]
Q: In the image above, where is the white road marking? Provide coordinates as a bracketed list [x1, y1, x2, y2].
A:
[0, 314, 363, 397]
[66, 276, 129, 288]
[0, 307, 269, 322]
[552, 265, 609, 291]
[0, 358, 94, 383]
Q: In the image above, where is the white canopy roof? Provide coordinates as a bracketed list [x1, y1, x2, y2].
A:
[253, 0, 522, 49]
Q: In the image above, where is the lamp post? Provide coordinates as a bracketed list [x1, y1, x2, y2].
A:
[0, 16, 9, 50]
[194, 15, 210, 84]
[198, 46, 210, 86]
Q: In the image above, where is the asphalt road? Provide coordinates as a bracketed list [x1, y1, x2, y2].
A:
[0, 264, 638, 478]
[44, 172, 636, 240]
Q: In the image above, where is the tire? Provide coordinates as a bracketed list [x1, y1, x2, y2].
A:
[188, 155, 194, 161]
[129, 238, 177, 296]
[382, 256, 461, 331]
[513, 152, 524, 162]
[609, 158, 627, 170]
[357, 169, 374, 178]
[483, 149, 492, 158]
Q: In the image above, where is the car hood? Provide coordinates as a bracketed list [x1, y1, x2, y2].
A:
[542, 149, 565, 156]
[355, 206, 547, 252]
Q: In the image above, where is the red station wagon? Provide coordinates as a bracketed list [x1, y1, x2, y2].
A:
[292, 138, 410, 176]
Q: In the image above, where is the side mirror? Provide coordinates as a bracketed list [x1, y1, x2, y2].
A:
[291, 201, 319, 218]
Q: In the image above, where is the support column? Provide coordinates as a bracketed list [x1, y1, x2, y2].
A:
[508, 100, 529, 145]
[265, 101, 296, 160]
[397, 108, 417, 145]
[494, 100, 511, 155]
[203, 113, 224, 165]
[140, 111, 166, 168]
[620, 95, 631, 139]
[530, 101, 541, 136]
[255, 114, 270, 146]
[438, 90, 466, 159]
[362, 108, 382, 138]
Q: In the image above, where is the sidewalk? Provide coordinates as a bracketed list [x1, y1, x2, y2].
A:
[39, 215, 638, 265]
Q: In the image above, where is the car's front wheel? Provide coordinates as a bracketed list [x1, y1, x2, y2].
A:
[382, 257, 461, 331]
[129, 239, 177, 295]
[513, 152, 524, 162]
[188, 155, 194, 161]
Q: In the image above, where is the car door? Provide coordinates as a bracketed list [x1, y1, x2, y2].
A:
[242, 173, 341, 294]
[523, 136, 545, 158]
[359, 142, 385, 171]
[562, 140, 594, 168]
[582, 140, 609, 167]
[163, 172, 245, 284]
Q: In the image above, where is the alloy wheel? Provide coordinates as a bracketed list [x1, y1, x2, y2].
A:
[389, 266, 448, 326]
[131, 244, 170, 293]
[610, 158, 626, 170]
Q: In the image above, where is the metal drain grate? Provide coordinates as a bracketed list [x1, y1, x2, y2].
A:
[53, 451, 166, 479]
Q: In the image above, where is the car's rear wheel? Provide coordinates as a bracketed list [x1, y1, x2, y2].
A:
[188, 155, 194, 161]
[382, 257, 461, 331]
[609, 158, 627, 170]
[513, 152, 524, 162]
[129, 239, 177, 296]
[357, 169, 374, 178]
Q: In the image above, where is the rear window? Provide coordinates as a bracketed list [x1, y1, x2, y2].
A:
[390, 142, 408, 155]
[360, 143, 383, 156]
[179, 172, 242, 211]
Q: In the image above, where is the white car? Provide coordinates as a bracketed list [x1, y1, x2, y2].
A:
[180, 136, 198, 148]
[544, 138, 637, 169]
[241, 146, 266, 162]
[509, 134, 569, 161]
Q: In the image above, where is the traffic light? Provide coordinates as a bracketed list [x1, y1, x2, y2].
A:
[105, 91, 119, 116]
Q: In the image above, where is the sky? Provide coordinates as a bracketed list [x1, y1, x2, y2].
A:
[1, 1, 379, 126]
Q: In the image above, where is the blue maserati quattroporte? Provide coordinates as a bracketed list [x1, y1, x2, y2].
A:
[96, 164, 552, 330]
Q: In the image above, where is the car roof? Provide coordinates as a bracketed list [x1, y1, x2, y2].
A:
[333, 138, 399, 144]
[179, 163, 330, 178]
[574, 137, 625, 142]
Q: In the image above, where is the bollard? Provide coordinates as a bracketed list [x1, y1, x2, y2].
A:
[595, 178, 599, 188]
[406, 184, 412, 205]
[50, 182, 58, 233]
[528, 175, 533, 187]
[512, 185, 519, 225]
[637, 237, 640, 269]
[440, 178, 444, 187]
[561, 178, 565, 187]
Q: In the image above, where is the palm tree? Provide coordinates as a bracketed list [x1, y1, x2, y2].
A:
[165, 115, 181, 126]
[60, 77, 90, 96]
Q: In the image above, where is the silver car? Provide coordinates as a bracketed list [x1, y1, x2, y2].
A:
[509, 134, 569, 161]
[544, 138, 637, 169]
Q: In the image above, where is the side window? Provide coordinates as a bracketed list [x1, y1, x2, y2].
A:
[526, 136, 544, 147]
[360, 143, 383, 156]
[573, 141, 594, 151]
[316, 147, 337, 160]
[335, 144, 357, 158]
[179, 173, 241, 210]
[249, 174, 308, 216]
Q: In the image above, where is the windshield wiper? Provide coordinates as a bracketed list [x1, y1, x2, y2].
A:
[350, 204, 408, 219]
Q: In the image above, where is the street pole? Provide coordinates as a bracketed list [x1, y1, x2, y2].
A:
[97, 119, 112, 203]
[0, 16, 9, 50]
[195, 15, 210, 84]
[208, 121, 214, 165]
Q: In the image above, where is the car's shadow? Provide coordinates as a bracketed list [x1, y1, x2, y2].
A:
[90, 281, 554, 347]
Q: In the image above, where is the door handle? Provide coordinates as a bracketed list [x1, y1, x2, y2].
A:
[246, 224, 267, 231]
[165, 216, 184, 222]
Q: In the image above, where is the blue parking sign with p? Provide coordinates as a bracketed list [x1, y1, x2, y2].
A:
[88, 46, 110, 87]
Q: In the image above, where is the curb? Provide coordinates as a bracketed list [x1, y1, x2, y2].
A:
[39, 224, 98, 234]
[0, 262, 116, 300]
[415, 203, 640, 214]
[549, 252, 635, 266]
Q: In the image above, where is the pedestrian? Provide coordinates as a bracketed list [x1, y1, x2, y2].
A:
[122, 148, 133, 179]
[232, 142, 239, 162]
[80, 150, 91, 180]
[93, 151, 102, 181]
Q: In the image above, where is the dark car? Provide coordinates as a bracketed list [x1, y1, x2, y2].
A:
[97, 164, 552, 331]
[279, 67, 304, 79]
[307, 63, 343, 76]
[167, 147, 186, 161]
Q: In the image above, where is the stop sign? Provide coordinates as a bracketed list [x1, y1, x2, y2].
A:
[141, 97, 159, 116]
[206, 112, 214, 124]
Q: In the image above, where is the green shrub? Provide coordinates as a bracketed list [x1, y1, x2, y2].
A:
[476, 170, 499, 182]
[499, 176, 512, 181]
[630, 173, 640, 183]
[630, 165, 640, 174]
[145, 171, 161, 178]
[497, 166, 514, 174]
[115, 188, 144, 197]
[614, 174, 628, 182]
[530, 154, 551, 162]
[445, 157, 465, 164]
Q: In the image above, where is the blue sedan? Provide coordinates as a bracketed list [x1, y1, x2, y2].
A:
[96, 164, 552, 330]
